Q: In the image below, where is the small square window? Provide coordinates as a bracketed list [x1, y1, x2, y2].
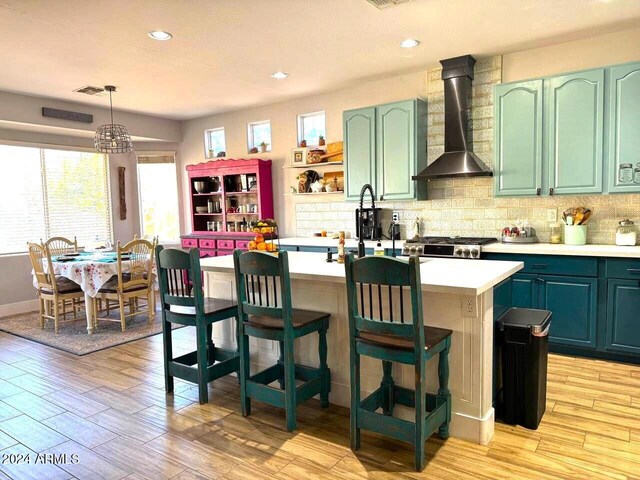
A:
[247, 120, 271, 153]
[204, 128, 226, 158]
[297, 111, 325, 146]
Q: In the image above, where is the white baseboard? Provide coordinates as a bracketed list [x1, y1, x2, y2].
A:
[0, 299, 39, 318]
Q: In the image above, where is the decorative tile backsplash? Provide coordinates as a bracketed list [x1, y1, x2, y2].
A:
[295, 56, 640, 245]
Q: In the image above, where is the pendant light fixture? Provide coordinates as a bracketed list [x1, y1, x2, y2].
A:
[94, 85, 133, 154]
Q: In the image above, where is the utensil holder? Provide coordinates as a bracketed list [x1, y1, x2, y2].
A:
[564, 225, 587, 245]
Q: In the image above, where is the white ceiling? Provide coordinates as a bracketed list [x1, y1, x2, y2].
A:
[1, 0, 639, 120]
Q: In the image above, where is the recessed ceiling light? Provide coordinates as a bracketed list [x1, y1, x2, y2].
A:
[271, 71, 289, 79]
[400, 39, 420, 48]
[148, 31, 173, 41]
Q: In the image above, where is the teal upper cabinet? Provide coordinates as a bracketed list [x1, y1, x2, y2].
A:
[344, 99, 426, 202]
[546, 69, 604, 195]
[344, 107, 376, 201]
[377, 101, 415, 201]
[608, 62, 640, 193]
[494, 80, 543, 196]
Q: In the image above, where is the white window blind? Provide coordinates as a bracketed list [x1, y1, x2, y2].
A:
[0, 144, 112, 254]
[137, 154, 180, 242]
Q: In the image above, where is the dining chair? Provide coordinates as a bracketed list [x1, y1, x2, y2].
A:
[233, 249, 331, 432]
[28, 242, 84, 333]
[42, 236, 78, 256]
[344, 254, 452, 471]
[94, 238, 157, 332]
[156, 246, 240, 404]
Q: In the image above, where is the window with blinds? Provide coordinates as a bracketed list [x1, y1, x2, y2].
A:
[0, 144, 112, 254]
[136, 153, 180, 242]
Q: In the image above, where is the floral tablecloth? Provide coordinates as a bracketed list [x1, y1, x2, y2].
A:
[34, 252, 156, 297]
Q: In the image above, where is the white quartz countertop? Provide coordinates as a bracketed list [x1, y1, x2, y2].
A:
[279, 237, 640, 258]
[201, 251, 523, 296]
[483, 242, 640, 258]
[278, 237, 404, 249]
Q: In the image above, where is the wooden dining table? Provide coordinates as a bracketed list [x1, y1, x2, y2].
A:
[39, 251, 155, 334]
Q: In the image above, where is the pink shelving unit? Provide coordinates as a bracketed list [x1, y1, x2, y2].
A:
[185, 158, 274, 237]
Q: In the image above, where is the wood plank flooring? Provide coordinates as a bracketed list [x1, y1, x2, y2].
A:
[0, 328, 639, 479]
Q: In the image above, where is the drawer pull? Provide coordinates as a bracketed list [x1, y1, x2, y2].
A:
[531, 264, 548, 269]
[626, 268, 640, 275]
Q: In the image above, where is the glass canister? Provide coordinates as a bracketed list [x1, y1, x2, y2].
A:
[616, 219, 637, 246]
[619, 163, 634, 183]
[634, 168, 640, 184]
[549, 222, 562, 244]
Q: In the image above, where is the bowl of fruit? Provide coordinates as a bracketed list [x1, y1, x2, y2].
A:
[247, 219, 279, 253]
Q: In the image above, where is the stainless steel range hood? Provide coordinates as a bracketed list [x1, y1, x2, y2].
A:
[413, 54, 492, 180]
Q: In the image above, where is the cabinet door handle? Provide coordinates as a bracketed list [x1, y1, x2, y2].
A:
[626, 268, 640, 275]
[538, 277, 546, 283]
[536, 188, 541, 196]
[549, 187, 554, 196]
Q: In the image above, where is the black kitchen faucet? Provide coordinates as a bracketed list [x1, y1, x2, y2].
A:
[358, 184, 376, 258]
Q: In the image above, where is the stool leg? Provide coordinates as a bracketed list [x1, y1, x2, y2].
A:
[350, 342, 361, 451]
[319, 326, 329, 408]
[238, 321, 251, 417]
[438, 339, 451, 440]
[206, 323, 214, 366]
[277, 341, 285, 390]
[284, 337, 297, 432]
[415, 358, 427, 471]
[162, 315, 174, 394]
[381, 360, 394, 416]
[196, 319, 209, 404]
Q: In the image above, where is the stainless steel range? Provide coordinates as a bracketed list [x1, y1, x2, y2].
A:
[402, 236, 498, 259]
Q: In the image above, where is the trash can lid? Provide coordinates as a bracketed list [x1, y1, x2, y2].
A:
[498, 308, 552, 334]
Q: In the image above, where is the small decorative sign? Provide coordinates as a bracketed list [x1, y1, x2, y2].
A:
[42, 107, 93, 124]
[118, 167, 127, 220]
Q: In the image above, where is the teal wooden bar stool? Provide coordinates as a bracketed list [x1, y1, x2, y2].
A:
[156, 246, 240, 404]
[233, 249, 331, 432]
[344, 254, 452, 471]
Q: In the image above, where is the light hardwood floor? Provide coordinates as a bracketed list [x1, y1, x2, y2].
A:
[0, 328, 639, 479]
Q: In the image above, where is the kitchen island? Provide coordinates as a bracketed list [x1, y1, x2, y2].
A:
[200, 252, 522, 444]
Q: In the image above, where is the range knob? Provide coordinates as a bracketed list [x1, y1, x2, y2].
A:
[463, 248, 471, 257]
[470, 248, 480, 258]
[455, 248, 463, 257]
[416, 246, 423, 255]
[409, 246, 417, 254]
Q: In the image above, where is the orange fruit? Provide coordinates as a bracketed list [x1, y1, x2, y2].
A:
[266, 243, 274, 252]
[247, 241, 256, 250]
[257, 242, 267, 251]
[254, 235, 264, 244]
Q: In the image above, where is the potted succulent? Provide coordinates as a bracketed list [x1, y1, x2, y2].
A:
[259, 141, 269, 153]
[318, 135, 325, 146]
[299, 139, 307, 147]
[249, 146, 259, 154]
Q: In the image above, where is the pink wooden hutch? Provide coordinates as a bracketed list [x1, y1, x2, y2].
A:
[181, 158, 274, 257]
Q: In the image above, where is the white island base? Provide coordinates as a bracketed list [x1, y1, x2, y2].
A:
[200, 252, 522, 445]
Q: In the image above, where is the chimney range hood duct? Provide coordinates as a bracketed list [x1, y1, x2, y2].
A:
[413, 54, 492, 180]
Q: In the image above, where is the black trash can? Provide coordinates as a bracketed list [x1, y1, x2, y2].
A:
[497, 307, 551, 430]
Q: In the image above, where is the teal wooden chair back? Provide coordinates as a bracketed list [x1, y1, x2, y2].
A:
[156, 246, 205, 314]
[233, 250, 293, 330]
[344, 254, 425, 351]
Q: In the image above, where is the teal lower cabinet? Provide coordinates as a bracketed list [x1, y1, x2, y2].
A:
[489, 253, 639, 364]
[606, 279, 640, 355]
[538, 275, 597, 348]
[512, 274, 537, 308]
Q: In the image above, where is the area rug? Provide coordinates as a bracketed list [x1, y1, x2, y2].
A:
[0, 306, 183, 356]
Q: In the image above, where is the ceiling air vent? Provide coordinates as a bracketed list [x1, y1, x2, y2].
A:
[73, 85, 105, 96]
[365, 0, 414, 9]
